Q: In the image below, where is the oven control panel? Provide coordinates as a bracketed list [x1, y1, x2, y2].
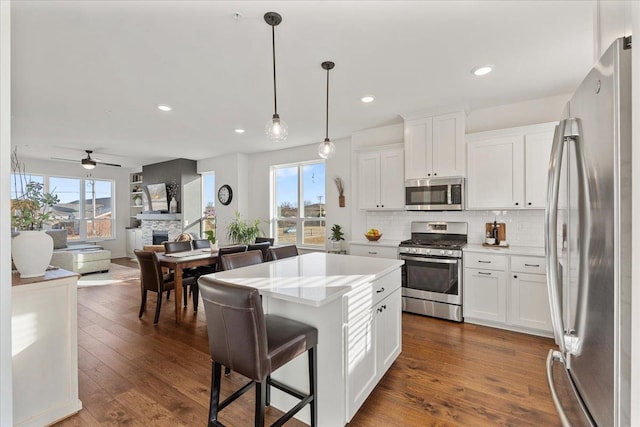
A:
[398, 246, 462, 258]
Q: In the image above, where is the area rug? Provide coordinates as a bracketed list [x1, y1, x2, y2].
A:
[77, 263, 140, 288]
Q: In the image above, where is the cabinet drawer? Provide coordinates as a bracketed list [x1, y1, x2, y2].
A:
[350, 244, 398, 260]
[511, 256, 546, 275]
[344, 269, 401, 324]
[464, 252, 506, 271]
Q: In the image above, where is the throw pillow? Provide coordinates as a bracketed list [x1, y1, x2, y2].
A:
[46, 229, 68, 249]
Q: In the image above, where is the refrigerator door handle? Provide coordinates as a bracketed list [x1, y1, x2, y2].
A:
[545, 120, 568, 354]
[546, 349, 595, 427]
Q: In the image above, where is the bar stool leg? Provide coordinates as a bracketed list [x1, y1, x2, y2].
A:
[255, 381, 267, 427]
[309, 347, 317, 427]
[208, 362, 222, 427]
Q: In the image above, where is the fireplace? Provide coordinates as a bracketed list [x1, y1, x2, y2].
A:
[152, 231, 169, 245]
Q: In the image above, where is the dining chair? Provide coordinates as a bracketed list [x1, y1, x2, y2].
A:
[192, 239, 212, 250]
[134, 250, 177, 324]
[163, 241, 200, 310]
[220, 250, 264, 271]
[198, 278, 317, 427]
[247, 241, 271, 262]
[268, 245, 299, 261]
[215, 245, 247, 272]
[254, 237, 275, 245]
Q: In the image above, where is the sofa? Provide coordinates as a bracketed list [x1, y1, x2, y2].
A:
[47, 230, 112, 275]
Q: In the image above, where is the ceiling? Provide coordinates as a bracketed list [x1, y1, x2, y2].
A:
[11, 0, 594, 169]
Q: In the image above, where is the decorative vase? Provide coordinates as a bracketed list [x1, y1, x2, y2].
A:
[169, 198, 178, 213]
[134, 197, 142, 206]
[210, 241, 219, 251]
[339, 195, 345, 208]
[11, 230, 54, 278]
[331, 240, 342, 251]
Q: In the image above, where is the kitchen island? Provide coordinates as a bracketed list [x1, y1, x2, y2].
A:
[207, 252, 404, 426]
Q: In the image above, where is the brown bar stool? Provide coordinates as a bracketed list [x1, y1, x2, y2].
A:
[199, 278, 317, 427]
[268, 245, 299, 261]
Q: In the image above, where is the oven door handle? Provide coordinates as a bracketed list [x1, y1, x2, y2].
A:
[399, 255, 459, 264]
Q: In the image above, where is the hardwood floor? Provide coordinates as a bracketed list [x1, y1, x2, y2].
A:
[56, 259, 560, 426]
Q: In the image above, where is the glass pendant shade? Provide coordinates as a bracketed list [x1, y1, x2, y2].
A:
[82, 163, 96, 170]
[318, 139, 336, 159]
[265, 113, 288, 142]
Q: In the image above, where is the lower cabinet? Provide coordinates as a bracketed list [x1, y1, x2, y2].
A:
[126, 228, 143, 258]
[346, 288, 401, 421]
[349, 242, 399, 259]
[464, 252, 552, 336]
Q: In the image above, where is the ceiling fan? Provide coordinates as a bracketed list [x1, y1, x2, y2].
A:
[51, 150, 122, 169]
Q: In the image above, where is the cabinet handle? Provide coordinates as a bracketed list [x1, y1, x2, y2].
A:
[376, 205, 379, 208]
[528, 202, 532, 206]
[515, 202, 520, 206]
[376, 287, 385, 293]
[427, 173, 431, 177]
[524, 263, 540, 267]
[514, 275, 518, 278]
[433, 173, 437, 176]
[368, 251, 378, 255]
[478, 260, 491, 264]
[381, 205, 384, 207]
[478, 272, 492, 275]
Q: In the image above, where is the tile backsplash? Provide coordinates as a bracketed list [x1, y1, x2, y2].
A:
[366, 209, 545, 247]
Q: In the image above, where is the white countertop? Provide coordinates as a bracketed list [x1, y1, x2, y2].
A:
[464, 244, 545, 257]
[349, 239, 403, 248]
[208, 252, 404, 307]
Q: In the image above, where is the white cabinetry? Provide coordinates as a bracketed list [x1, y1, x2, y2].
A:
[508, 256, 552, 333]
[349, 243, 398, 259]
[466, 122, 555, 209]
[346, 285, 401, 421]
[463, 253, 507, 323]
[464, 250, 552, 336]
[12, 270, 82, 426]
[126, 228, 143, 258]
[357, 147, 404, 210]
[404, 111, 466, 179]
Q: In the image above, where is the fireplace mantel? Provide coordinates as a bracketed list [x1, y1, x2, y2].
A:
[137, 213, 182, 221]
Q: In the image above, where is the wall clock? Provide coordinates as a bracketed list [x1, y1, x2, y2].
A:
[217, 184, 233, 206]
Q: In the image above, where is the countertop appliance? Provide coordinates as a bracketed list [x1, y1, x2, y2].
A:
[399, 221, 467, 321]
[405, 177, 464, 211]
[545, 37, 631, 427]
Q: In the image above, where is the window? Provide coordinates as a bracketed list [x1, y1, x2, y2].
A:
[11, 173, 115, 241]
[202, 173, 216, 240]
[272, 161, 325, 248]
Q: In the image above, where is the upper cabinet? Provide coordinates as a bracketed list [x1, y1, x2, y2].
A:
[357, 146, 404, 210]
[404, 111, 466, 179]
[466, 122, 555, 210]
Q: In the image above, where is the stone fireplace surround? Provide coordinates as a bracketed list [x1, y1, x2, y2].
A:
[138, 213, 182, 246]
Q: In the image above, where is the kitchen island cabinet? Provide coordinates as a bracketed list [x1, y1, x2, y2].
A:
[12, 269, 82, 427]
[208, 252, 403, 426]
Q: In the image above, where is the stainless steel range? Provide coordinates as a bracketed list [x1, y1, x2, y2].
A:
[399, 221, 467, 322]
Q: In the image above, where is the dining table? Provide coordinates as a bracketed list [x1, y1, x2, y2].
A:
[155, 249, 218, 323]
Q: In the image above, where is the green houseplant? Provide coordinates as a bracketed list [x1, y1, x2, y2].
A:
[329, 224, 345, 250]
[226, 211, 262, 245]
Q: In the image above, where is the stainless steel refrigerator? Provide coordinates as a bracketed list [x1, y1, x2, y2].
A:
[545, 37, 632, 426]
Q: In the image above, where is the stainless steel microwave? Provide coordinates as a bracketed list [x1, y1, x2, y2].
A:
[405, 177, 464, 211]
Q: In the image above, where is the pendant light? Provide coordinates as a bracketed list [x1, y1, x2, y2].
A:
[264, 12, 288, 142]
[318, 61, 336, 159]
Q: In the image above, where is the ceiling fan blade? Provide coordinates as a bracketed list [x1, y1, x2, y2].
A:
[95, 160, 122, 167]
[50, 157, 79, 163]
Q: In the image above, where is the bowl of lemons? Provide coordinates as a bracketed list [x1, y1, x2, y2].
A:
[364, 228, 382, 241]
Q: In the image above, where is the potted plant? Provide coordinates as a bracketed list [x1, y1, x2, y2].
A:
[226, 211, 262, 245]
[329, 224, 345, 251]
[10, 148, 61, 277]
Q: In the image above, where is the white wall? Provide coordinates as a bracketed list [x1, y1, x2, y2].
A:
[466, 94, 570, 134]
[0, 2, 12, 424]
[15, 157, 132, 258]
[197, 153, 249, 246]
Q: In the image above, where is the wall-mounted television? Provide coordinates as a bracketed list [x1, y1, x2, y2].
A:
[142, 183, 168, 213]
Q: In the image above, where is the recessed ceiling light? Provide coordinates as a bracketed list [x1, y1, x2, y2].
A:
[157, 104, 172, 112]
[361, 95, 375, 103]
[471, 65, 493, 76]
[234, 128, 245, 134]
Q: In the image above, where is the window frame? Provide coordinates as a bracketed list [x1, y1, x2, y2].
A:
[271, 159, 326, 249]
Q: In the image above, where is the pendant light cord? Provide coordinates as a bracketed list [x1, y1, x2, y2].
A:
[271, 25, 278, 115]
[325, 67, 330, 140]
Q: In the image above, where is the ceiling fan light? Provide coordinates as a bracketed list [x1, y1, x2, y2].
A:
[265, 114, 288, 142]
[82, 160, 96, 170]
[318, 139, 336, 159]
